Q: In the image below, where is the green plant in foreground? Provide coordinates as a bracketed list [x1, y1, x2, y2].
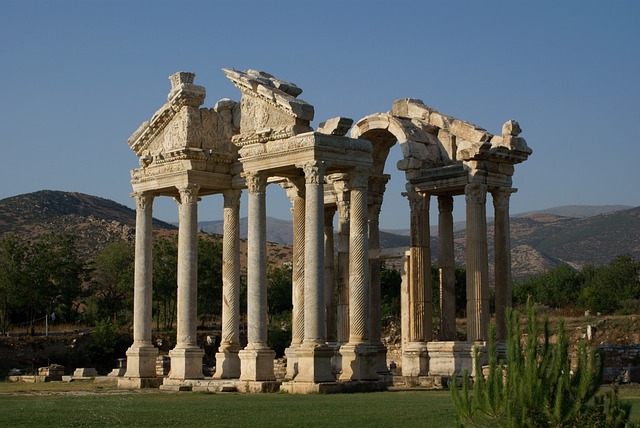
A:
[451, 302, 635, 427]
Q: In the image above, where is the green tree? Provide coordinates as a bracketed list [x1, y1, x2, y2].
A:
[380, 263, 401, 319]
[87, 241, 134, 323]
[267, 264, 292, 318]
[580, 255, 640, 314]
[0, 234, 28, 334]
[513, 264, 583, 308]
[152, 237, 177, 330]
[451, 301, 634, 427]
[197, 234, 223, 326]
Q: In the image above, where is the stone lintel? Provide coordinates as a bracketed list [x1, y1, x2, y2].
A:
[131, 169, 232, 197]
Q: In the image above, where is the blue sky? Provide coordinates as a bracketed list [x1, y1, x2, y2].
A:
[1, 1, 638, 229]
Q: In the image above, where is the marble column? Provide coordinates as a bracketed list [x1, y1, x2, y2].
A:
[401, 188, 431, 377]
[438, 195, 456, 341]
[214, 189, 242, 379]
[169, 184, 204, 380]
[283, 181, 305, 380]
[124, 191, 158, 379]
[340, 170, 377, 381]
[324, 207, 336, 344]
[296, 161, 334, 383]
[465, 182, 490, 342]
[492, 188, 515, 342]
[333, 177, 350, 344]
[239, 172, 275, 381]
[368, 175, 389, 374]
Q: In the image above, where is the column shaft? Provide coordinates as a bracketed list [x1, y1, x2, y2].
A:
[290, 188, 306, 347]
[302, 162, 325, 344]
[336, 187, 350, 343]
[246, 173, 268, 348]
[133, 192, 154, 345]
[465, 183, 489, 342]
[221, 190, 241, 348]
[438, 195, 456, 341]
[176, 184, 199, 347]
[324, 208, 336, 343]
[493, 188, 514, 341]
[348, 174, 369, 343]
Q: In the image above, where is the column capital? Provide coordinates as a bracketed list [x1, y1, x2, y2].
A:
[176, 184, 200, 204]
[245, 172, 267, 194]
[281, 178, 305, 200]
[437, 194, 454, 213]
[349, 169, 369, 189]
[223, 189, 242, 209]
[403, 188, 428, 213]
[465, 182, 487, 205]
[132, 191, 155, 210]
[297, 161, 326, 185]
[491, 187, 517, 209]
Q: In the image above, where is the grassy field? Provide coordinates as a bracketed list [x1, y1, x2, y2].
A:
[0, 382, 638, 427]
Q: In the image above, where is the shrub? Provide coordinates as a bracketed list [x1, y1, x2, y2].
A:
[451, 301, 635, 427]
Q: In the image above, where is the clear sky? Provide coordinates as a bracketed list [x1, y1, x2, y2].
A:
[1, 1, 638, 229]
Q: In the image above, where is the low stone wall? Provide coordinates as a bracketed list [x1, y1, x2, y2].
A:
[597, 344, 640, 369]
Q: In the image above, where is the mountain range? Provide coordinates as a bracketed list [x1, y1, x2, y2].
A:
[0, 190, 638, 279]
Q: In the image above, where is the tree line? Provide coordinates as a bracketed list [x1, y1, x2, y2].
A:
[0, 232, 294, 336]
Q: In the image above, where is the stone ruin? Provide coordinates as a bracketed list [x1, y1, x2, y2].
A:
[120, 69, 532, 393]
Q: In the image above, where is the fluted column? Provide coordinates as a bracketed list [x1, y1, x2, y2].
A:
[124, 191, 158, 379]
[324, 207, 336, 343]
[401, 188, 431, 377]
[301, 161, 326, 345]
[169, 183, 204, 380]
[339, 170, 377, 381]
[294, 162, 334, 384]
[465, 182, 489, 342]
[214, 189, 242, 379]
[348, 171, 370, 344]
[492, 188, 515, 342]
[334, 177, 350, 344]
[239, 172, 275, 381]
[283, 180, 305, 380]
[438, 195, 456, 341]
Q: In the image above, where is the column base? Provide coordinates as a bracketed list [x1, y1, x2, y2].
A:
[213, 345, 241, 379]
[402, 342, 429, 377]
[284, 344, 300, 381]
[239, 347, 276, 381]
[294, 343, 335, 383]
[124, 343, 158, 378]
[168, 346, 205, 380]
[338, 343, 378, 381]
[426, 341, 487, 377]
[371, 340, 390, 374]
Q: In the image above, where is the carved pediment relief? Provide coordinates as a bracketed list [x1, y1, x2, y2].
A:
[223, 69, 314, 146]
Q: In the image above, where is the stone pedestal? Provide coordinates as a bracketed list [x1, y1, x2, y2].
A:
[402, 342, 429, 377]
[339, 343, 378, 381]
[295, 344, 335, 383]
[239, 348, 276, 381]
[214, 347, 241, 380]
[426, 341, 487, 377]
[124, 344, 158, 378]
[169, 347, 205, 380]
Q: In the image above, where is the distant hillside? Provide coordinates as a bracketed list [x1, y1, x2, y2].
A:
[0, 190, 176, 257]
[517, 205, 633, 219]
[198, 217, 294, 246]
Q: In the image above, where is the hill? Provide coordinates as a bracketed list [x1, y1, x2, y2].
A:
[0, 190, 177, 256]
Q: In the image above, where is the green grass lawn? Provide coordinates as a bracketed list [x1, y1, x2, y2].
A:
[0, 385, 455, 427]
[0, 382, 638, 427]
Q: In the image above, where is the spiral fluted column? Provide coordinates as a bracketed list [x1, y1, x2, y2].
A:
[438, 195, 456, 341]
[492, 188, 515, 342]
[214, 189, 242, 379]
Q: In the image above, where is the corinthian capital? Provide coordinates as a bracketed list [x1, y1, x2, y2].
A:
[177, 184, 200, 204]
[223, 189, 242, 209]
[465, 183, 487, 205]
[132, 191, 154, 211]
[298, 161, 325, 185]
[245, 172, 267, 194]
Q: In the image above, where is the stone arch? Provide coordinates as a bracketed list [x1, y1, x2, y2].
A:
[351, 113, 445, 178]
